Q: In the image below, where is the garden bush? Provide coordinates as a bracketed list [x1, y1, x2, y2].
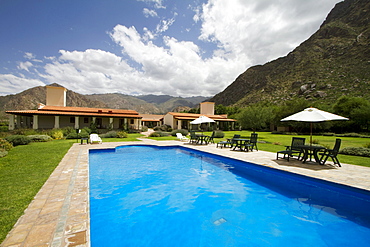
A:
[336, 133, 362, 138]
[0, 124, 8, 132]
[66, 129, 89, 139]
[0, 138, 13, 151]
[5, 135, 31, 146]
[340, 147, 370, 157]
[62, 127, 77, 137]
[28, 135, 52, 142]
[170, 129, 189, 137]
[50, 130, 64, 139]
[101, 131, 118, 138]
[141, 126, 148, 132]
[149, 132, 161, 137]
[149, 131, 170, 137]
[117, 131, 128, 138]
[364, 143, 370, 149]
[153, 124, 172, 132]
[322, 133, 336, 136]
[213, 130, 225, 138]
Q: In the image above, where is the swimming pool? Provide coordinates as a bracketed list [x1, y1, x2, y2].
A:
[89, 145, 370, 246]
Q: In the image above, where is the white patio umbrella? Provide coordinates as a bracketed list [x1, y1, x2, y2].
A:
[281, 107, 349, 144]
[190, 116, 215, 132]
[190, 115, 215, 124]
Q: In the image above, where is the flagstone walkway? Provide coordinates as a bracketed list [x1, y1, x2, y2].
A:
[1, 139, 369, 246]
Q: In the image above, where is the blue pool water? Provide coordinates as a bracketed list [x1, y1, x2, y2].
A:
[89, 145, 370, 247]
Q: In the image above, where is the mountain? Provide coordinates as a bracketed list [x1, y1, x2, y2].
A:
[85, 94, 207, 114]
[210, 0, 370, 106]
[0, 85, 208, 120]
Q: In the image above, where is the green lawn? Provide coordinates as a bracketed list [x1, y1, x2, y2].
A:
[207, 130, 370, 168]
[0, 131, 369, 243]
[0, 139, 74, 243]
[0, 133, 144, 243]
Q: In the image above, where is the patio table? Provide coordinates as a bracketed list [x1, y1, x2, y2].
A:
[232, 138, 250, 151]
[196, 134, 209, 145]
[298, 145, 325, 164]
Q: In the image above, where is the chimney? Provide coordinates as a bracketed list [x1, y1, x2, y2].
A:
[200, 102, 215, 115]
[46, 85, 67, 106]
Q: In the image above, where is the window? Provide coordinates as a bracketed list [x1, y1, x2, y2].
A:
[84, 118, 89, 123]
[70, 117, 75, 123]
[130, 119, 134, 124]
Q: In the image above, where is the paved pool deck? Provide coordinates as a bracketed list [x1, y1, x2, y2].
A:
[1, 139, 370, 246]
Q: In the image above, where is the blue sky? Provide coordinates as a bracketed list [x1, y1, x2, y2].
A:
[0, 0, 341, 97]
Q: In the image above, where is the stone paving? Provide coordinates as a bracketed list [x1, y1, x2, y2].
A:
[1, 139, 369, 246]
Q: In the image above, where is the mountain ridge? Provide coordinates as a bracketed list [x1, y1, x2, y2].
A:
[0, 85, 209, 120]
[209, 0, 370, 106]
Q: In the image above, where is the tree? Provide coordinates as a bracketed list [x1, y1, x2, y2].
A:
[333, 96, 370, 132]
[236, 106, 274, 132]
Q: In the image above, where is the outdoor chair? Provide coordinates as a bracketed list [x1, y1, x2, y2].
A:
[189, 131, 199, 144]
[206, 131, 216, 144]
[176, 133, 189, 142]
[245, 133, 258, 151]
[216, 134, 240, 148]
[319, 138, 342, 167]
[276, 137, 305, 161]
[90, 134, 102, 144]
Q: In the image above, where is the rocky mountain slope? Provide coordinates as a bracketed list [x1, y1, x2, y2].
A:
[210, 0, 370, 106]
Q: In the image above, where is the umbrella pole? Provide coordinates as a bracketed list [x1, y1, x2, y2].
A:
[310, 122, 313, 146]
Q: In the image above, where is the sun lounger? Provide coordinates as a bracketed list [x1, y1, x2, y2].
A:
[90, 134, 102, 144]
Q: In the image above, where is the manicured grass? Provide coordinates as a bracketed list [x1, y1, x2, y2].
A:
[1, 131, 369, 243]
[101, 133, 146, 143]
[0, 133, 146, 243]
[0, 139, 74, 243]
[208, 130, 370, 168]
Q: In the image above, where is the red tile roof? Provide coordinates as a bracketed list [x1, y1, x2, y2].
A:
[6, 105, 141, 118]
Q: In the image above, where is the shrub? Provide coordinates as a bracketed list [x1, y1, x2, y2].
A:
[149, 131, 170, 137]
[28, 135, 53, 142]
[101, 131, 118, 138]
[0, 125, 8, 132]
[62, 127, 77, 137]
[170, 129, 189, 137]
[336, 133, 362, 138]
[117, 131, 128, 138]
[364, 143, 370, 149]
[340, 147, 370, 157]
[141, 126, 148, 132]
[322, 133, 335, 136]
[213, 130, 225, 138]
[154, 124, 172, 132]
[50, 130, 64, 139]
[0, 138, 13, 151]
[149, 132, 161, 137]
[5, 135, 31, 146]
[66, 129, 89, 139]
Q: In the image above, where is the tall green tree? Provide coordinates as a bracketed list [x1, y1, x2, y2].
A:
[236, 106, 274, 132]
[333, 96, 370, 132]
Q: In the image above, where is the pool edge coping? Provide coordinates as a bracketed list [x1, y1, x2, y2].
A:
[1, 140, 370, 247]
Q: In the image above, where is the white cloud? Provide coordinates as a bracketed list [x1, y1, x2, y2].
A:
[143, 8, 158, 18]
[1, 0, 341, 98]
[199, 0, 339, 65]
[137, 0, 165, 9]
[17, 61, 33, 72]
[155, 15, 177, 34]
[0, 74, 45, 96]
[24, 52, 43, 63]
